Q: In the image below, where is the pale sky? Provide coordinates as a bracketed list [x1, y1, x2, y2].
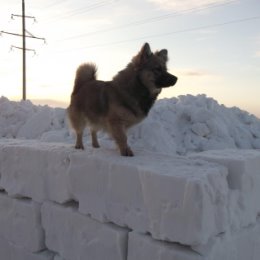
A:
[0, 0, 260, 117]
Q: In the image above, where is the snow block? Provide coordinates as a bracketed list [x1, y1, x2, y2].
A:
[0, 237, 54, 260]
[128, 232, 203, 260]
[0, 192, 44, 252]
[41, 201, 128, 260]
[0, 140, 72, 203]
[69, 150, 229, 245]
[128, 220, 260, 260]
[189, 149, 260, 229]
[191, 218, 260, 260]
[53, 255, 65, 260]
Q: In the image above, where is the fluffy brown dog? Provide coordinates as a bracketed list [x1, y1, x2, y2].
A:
[67, 43, 177, 156]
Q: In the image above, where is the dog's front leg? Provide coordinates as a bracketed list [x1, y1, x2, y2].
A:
[75, 131, 84, 149]
[108, 121, 134, 157]
[90, 129, 100, 148]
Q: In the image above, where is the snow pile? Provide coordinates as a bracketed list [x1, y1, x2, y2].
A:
[131, 94, 260, 154]
[1, 94, 260, 155]
[0, 96, 67, 141]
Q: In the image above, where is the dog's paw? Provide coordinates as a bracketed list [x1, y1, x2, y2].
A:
[120, 147, 134, 157]
[75, 144, 84, 150]
[92, 142, 100, 148]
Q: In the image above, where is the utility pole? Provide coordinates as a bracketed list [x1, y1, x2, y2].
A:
[22, 0, 26, 100]
[1, 0, 45, 100]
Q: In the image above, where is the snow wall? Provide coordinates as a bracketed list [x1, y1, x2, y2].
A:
[0, 139, 260, 260]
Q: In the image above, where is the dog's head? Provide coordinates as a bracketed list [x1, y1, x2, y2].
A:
[133, 43, 178, 90]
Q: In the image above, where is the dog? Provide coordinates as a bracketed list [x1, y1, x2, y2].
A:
[67, 43, 177, 156]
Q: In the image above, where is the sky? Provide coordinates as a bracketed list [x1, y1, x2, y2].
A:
[0, 0, 260, 117]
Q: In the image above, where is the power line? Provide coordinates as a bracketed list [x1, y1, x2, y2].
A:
[56, 15, 260, 52]
[44, 0, 69, 9]
[43, 0, 117, 25]
[1, 30, 45, 41]
[28, 0, 69, 12]
[58, 0, 237, 42]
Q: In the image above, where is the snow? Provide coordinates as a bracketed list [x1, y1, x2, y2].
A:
[0, 140, 72, 203]
[42, 201, 128, 260]
[0, 96, 67, 141]
[128, 219, 260, 260]
[128, 232, 203, 260]
[68, 149, 228, 245]
[0, 237, 54, 260]
[191, 218, 260, 259]
[189, 149, 260, 230]
[0, 139, 230, 245]
[0, 193, 44, 252]
[1, 94, 260, 155]
[0, 95, 260, 260]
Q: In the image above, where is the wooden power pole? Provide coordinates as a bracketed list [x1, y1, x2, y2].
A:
[22, 0, 26, 100]
[1, 0, 45, 100]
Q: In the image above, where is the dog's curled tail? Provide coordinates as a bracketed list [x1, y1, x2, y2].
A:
[72, 63, 97, 95]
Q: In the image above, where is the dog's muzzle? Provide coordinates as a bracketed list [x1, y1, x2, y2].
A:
[156, 72, 178, 88]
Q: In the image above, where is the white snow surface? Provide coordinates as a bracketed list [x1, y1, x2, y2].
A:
[1, 94, 260, 155]
[1, 94, 260, 260]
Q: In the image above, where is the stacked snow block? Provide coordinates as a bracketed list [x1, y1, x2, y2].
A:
[0, 139, 260, 260]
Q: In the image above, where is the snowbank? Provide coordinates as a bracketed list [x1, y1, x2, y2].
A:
[0, 95, 260, 260]
[1, 95, 260, 155]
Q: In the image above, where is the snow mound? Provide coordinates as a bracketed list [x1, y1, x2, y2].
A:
[0, 94, 260, 155]
[0, 96, 68, 141]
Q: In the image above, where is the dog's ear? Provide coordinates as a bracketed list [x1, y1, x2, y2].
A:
[156, 49, 168, 62]
[132, 43, 153, 68]
[133, 43, 152, 67]
[141, 43, 152, 58]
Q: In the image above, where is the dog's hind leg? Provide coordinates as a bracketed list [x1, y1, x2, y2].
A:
[90, 129, 100, 148]
[67, 107, 86, 150]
